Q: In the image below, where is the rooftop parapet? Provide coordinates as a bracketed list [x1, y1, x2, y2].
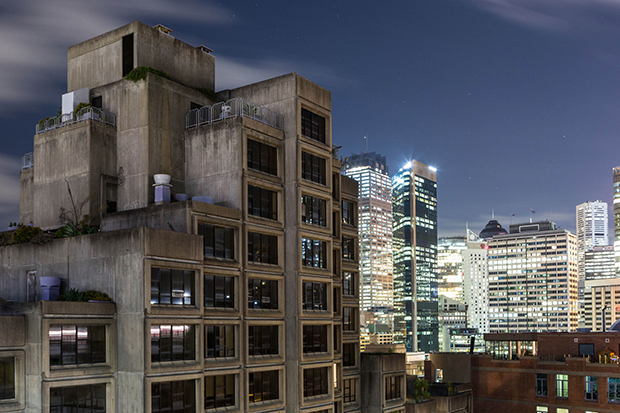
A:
[35, 107, 116, 134]
[185, 98, 284, 130]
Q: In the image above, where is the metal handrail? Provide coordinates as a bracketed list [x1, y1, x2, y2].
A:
[22, 152, 33, 170]
[185, 98, 284, 130]
[35, 107, 116, 134]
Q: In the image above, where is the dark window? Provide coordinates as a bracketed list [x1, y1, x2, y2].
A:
[536, 373, 547, 396]
[151, 267, 195, 306]
[585, 376, 597, 401]
[385, 375, 402, 401]
[122, 33, 134, 77]
[303, 367, 328, 398]
[204, 274, 234, 309]
[190, 102, 201, 110]
[0, 357, 15, 400]
[50, 384, 106, 412]
[248, 370, 279, 403]
[248, 279, 279, 310]
[579, 343, 595, 357]
[302, 152, 326, 185]
[301, 108, 326, 144]
[91, 96, 102, 109]
[198, 223, 234, 259]
[303, 325, 328, 354]
[343, 378, 356, 403]
[342, 237, 355, 260]
[333, 325, 341, 354]
[205, 325, 235, 359]
[301, 194, 326, 226]
[248, 325, 279, 356]
[248, 232, 278, 265]
[150, 325, 195, 363]
[152, 380, 195, 413]
[302, 281, 328, 311]
[343, 343, 356, 367]
[248, 185, 277, 220]
[343, 307, 356, 331]
[302, 238, 327, 268]
[105, 183, 117, 213]
[343, 272, 355, 296]
[247, 139, 277, 175]
[333, 286, 341, 316]
[205, 375, 234, 409]
[342, 201, 354, 225]
[49, 325, 106, 365]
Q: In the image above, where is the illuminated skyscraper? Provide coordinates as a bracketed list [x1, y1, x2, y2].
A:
[437, 237, 467, 302]
[614, 167, 620, 276]
[392, 160, 438, 352]
[345, 152, 394, 346]
[463, 230, 489, 334]
[576, 201, 608, 278]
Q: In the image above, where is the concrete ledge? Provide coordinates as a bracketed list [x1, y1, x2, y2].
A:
[41, 301, 115, 316]
[0, 315, 26, 347]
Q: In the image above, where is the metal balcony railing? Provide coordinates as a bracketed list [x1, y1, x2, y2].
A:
[35, 107, 116, 134]
[22, 152, 33, 170]
[185, 98, 284, 130]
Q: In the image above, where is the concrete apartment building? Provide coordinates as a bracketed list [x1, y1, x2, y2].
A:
[487, 221, 578, 333]
[472, 331, 620, 413]
[345, 152, 394, 349]
[0, 21, 374, 413]
[392, 161, 438, 353]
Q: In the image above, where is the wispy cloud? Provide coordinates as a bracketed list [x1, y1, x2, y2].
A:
[0, 0, 232, 110]
[464, 0, 620, 33]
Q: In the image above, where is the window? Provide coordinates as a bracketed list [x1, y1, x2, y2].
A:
[248, 370, 279, 403]
[342, 237, 355, 260]
[302, 238, 327, 268]
[248, 139, 277, 175]
[556, 374, 568, 398]
[301, 108, 326, 143]
[609, 378, 620, 402]
[248, 279, 278, 310]
[205, 375, 234, 409]
[301, 194, 326, 226]
[248, 185, 277, 220]
[343, 378, 356, 403]
[385, 375, 402, 401]
[248, 232, 278, 265]
[585, 376, 598, 400]
[91, 96, 102, 109]
[333, 325, 341, 354]
[302, 152, 326, 185]
[151, 325, 195, 362]
[343, 272, 355, 296]
[152, 380, 195, 413]
[50, 384, 106, 412]
[342, 201, 354, 225]
[303, 325, 328, 354]
[536, 373, 547, 396]
[304, 367, 328, 398]
[122, 33, 134, 77]
[536, 408, 548, 413]
[343, 343, 356, 367]
[198, 223, 234, 259]
[49, 325, 106, 365]
[151, 267, 195, 305]
[248, 325, 279, 356]
[204, 274, 234, 309]
[205, 325, 235, 359]
[0, 357, 14, 400]
[343, 307, 356, 331]
[579, 343, 595, 357]
[303, 281, 328, 311]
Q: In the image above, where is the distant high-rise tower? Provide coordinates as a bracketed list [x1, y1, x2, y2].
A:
[345, 152, 394, 346]
[576, 201, 608, 276]
[463, 229, 490, 333]
[392, 160, 438, 352]
[437, 236, 467, 302]
[614, 167, 620, 276]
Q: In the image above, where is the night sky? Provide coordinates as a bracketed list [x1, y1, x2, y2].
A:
[1, 0, 619, 237]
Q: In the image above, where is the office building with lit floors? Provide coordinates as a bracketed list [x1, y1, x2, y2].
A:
[392, 160, 438, 352]
[463, 230, 490, 334]
[487, 221, 578, 333]
[614, 167, 620, 277]
[344, 152, 393, 347]
[0, 22, 361, 413]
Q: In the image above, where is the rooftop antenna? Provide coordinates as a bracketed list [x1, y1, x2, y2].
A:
[492, 209, 495, 219]
[364, 136, 368, 153]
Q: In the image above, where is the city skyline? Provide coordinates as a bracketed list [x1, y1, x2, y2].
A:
[1, 1, 620, 237]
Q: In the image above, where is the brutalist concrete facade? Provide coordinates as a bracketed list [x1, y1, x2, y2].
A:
[5, 21, 361, 413]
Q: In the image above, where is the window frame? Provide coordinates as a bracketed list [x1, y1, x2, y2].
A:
[609, 377, 620, 403]
[0, 356, 15, 401]
[204, 273, 235, 310]
[302, 237, 328, 268]
[49, 383, 107, 413]
[536, 373, 547, 396]
[302, 151, 327, 185]
[248, 278, 279, 310]
[204, 374, 236, 409]
[301, 108, 326, 144]
[302, 281, 329, 311]
[302, 324, 329, 355]
[150, 267, 196, 306]
[248, 369, 280, 404]
[343, 378, 357, 404]
[585, 376, 597, 401]
[385, 374, 403, 401]
[247, 138, 278, 176]
[343, 272, 356, 296]
[342, 236, 355, 261]
[205, 324, 236, 360]
[303, 366, 329, 398]
[301, 194, 327, 227]
[49, 325, 106, 367]
[247, 232, 279, 265]
[556, 374, 568, 398]
[248, 184, 278, 221]
[149, 325, 196, 364]
[248, 325, 280, 357]
[151, 379, 196, 413]
[198, 223, 235, 260]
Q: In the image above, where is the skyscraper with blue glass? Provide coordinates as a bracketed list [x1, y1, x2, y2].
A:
[392, 160, 438, 352]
